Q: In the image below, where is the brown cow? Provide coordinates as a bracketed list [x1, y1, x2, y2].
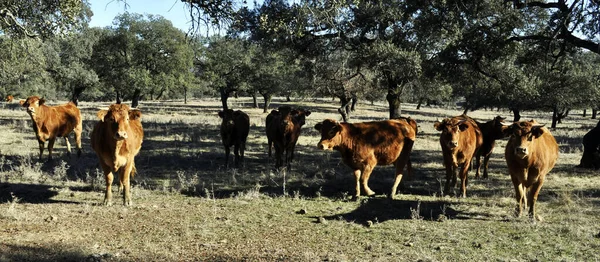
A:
[503, 120, 558, 221]
[19, 96, 82, 160]
[434, 115, 483, 197]
[266, 106, 311, 169]
[5, 95, 14, 103]
[314, 119, 416, 199]
[91, 104, 144, 206]
[475, 115, 508, 179]
[218, 109, 250, 168]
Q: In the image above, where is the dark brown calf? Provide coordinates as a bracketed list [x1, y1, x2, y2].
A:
[314, 119, 416, 199]
[266, 106, 311, 169]
[504, 120, 558, 221]
[19, 96, 82, 160]
[475, 116, 508, 179]
[219, 109, 250, 168]
[91, 104, 144, 206]
[434, 115, 482, 197]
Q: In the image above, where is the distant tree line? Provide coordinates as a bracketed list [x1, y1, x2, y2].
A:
[1, 0, 599, 127]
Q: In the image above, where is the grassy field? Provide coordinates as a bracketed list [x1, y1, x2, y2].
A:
[1, 97, 599, 262]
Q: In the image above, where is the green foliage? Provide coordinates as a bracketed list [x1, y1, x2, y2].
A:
[90, 13, 194, 102]
[0, 0, 92, 38]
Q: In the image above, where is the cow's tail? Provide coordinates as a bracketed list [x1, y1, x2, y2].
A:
[131, 164, 137, 178]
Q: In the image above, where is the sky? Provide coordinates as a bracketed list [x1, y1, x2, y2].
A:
[88, 0, 193, 32]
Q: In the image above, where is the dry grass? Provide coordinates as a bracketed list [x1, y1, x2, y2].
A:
[1, 97, 599, 261]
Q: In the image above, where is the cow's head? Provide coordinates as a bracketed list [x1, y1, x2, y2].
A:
[488, 115, 508, 139]
[291, 108, 311, 126]
[5, 95, 13, 102]
[503, 120, 545, 159]
[434, 118, 469, 150]
[97, 104, 141, 141]
[19, 96, 46, 116]
[218, 109, 239, 131]
[314, 119, 341, 150]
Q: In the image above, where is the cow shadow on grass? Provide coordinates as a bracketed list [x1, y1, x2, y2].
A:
[0, 243, 90, 262]
[313, 198, 466, 225]
[0, 183, 79, 204]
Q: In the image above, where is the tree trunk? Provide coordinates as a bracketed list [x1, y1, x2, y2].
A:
[252, 92, 259, 108]
[116, 90, 122, 104]
[551, 106, 558, 128]
[350, 94, 357, 111]
[416, 98, 423, 110]
[593, 109, 598, 119]
[286, 95, 291, 102]
[71, 86, 85, 106]
[262, 93, 272, 113]
[184, 86, 188, 104]
[131, 88, 142, 108]
[511, 108, 521, 122]
[462, 107, 469, 115]
[583, 109, 587, 117]
[386, 92, 401, 119]
[338, 96, 352, 122]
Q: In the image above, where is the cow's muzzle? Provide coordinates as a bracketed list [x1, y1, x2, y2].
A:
[317, 142, 329, 150]
[115, 131, 128, 140]
[446, 141, 458, 149]
[515, 147, 528, 158]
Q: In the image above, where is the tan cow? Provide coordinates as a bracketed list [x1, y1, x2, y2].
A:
[91, 104, 144, 206]
[314, 119, 416, 199]
[504, 120, 558, 221]
[5, 95, 14, 103]
[266, 106, 311, 169]
[19, 96, 82, 160]
[218, 109, 250, 168]
[434, 114, 482, 197]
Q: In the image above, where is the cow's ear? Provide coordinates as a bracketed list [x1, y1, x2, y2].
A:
[19, 100, 25, 106]
[218, 111, 224, 118]
[433, 121, 443, 131]
[314, 123, 322, 131]
[129, 109, 142, 120]
[532, 126, 545, 138]
[39, 98, 46, 105]
[304, 110, 311, 117]
[97, 110, 108, 122]
[459, 123, 469, 132]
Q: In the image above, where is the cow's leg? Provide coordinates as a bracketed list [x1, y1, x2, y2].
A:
[352, 169, 362, 199]
[360, 164, 376, 197]
[120, 161, 135, 206]
[475, 153, 482, 178]
[527, 172, 545, 221]
[101, 163, 114, 206]
[510, 174, 525, 217]
[274, 144, 283, 168]
[240, 141, 246, 168]
[482, 154, 492, 179]
[233, 143, 240, 168]
[391, 140, 413, 199]
[64, 137, 72, 157]
[74, 122, 82, 157]
[459, 160, 471, 198]
[47, 138, 56, 160]
[224, 145, 230, 168]
[442, 152, 454, 196]
[37, 140, 45, 160]
[267, 139, 272, 157]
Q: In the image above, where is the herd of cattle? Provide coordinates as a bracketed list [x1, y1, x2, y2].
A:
[8, 95, 560, 221]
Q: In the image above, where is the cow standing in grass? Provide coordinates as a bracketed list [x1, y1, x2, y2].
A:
[91, 104, 144, 206]
[475, 115, 508, 179]
[266, 107, 311, 170]
[434, 115, 482, 197]
[5, 95, 14, 103]
[503, 120, 558, 221]
[314, 118, 416, 199]
[219, 109, 250, 168]
[19, 96, 82, 160]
